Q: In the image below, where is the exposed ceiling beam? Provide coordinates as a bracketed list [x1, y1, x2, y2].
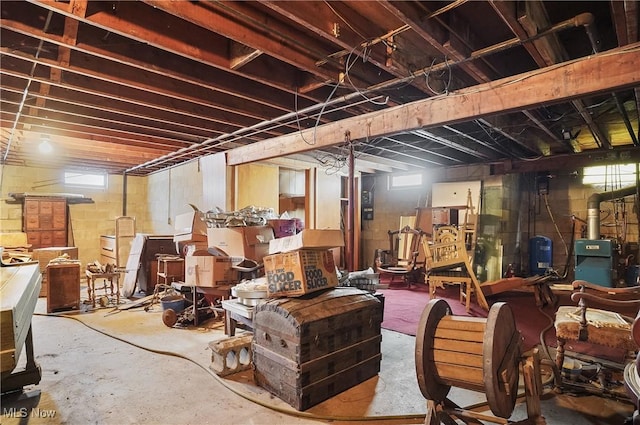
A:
[227, 44, 640, 165]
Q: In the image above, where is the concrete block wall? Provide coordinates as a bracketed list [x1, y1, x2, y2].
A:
[0, 165, 147, 268]
[360, 165, 493, 270]
[5, 161, 636, 285]
[521, 173, 639, 281]
[146, 161, 204, 235]
[524, 174, 575, 277]
[359, 174, 426, 269]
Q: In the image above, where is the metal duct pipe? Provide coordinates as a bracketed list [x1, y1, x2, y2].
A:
[587, 185, 638, 240]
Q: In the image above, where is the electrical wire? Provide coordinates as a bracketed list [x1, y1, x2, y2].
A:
[424, 56, 452, 96]
[33, 311, 430, 422]
[343, 43, 391, 106]
[542, 193, 569, 261]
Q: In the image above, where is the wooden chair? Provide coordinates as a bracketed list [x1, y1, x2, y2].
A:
[554, 280, 640, 392]
[424, 225, 489, 312]
[375, 226, 427, 288]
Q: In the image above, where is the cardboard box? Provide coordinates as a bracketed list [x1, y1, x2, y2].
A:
[32, 247, 79, 273]
[185, 253, 239, 287]
[267, 219, 298, 238]
[207, 226, 274, 262]
[268, 229, 344, 254]
[174, 211, 208, 243]
[264, 249, 338, 297]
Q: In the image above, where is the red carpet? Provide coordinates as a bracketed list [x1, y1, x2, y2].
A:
[378, 283, 628, 362]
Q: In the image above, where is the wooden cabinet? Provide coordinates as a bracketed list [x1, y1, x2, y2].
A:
[431, 207, 459, 226]
[46, 263, 80, 313]
[139, 237, 177, 293]
[123, 235, 177, 295]
[23, 197, 67, 249]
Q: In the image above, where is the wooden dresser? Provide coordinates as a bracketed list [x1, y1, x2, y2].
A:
[100, 217, 135, 267]
[23, 196, 67, 249]
[100, 235, 131, 267]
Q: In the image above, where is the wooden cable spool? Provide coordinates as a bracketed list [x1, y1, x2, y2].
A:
[415, 298, 522, 419]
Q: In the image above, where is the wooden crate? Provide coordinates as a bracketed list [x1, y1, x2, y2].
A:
[252, 287, 383, 410]
[46, 263, 81, 313]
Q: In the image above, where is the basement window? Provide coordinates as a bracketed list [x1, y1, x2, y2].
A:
[582, 164, 637, 188]
[389, 173, 423, 189]
[64, 171, 107, 189]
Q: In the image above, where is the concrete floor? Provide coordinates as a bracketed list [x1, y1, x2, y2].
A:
[1, 291, 635, 425]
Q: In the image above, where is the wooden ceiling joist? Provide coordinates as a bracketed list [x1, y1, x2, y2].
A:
[227, 45, 640, 165]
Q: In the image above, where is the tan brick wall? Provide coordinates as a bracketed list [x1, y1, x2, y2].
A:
[0, 165, 147, 268]
[5, 162, 637, 285]
[146, 162, 206, 235]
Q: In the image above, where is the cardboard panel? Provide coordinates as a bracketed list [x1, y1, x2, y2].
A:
[207, 226, 274, 262]
[268, 230, 344, 254]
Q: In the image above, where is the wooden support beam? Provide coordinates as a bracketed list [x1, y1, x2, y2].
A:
[227, 45, 640, 166]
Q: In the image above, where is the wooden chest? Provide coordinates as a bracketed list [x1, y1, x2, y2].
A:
[252, 287, 383, 410]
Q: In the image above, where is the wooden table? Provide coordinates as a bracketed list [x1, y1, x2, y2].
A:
[221, 298, 254, 336]
[86, 270, 120, 307]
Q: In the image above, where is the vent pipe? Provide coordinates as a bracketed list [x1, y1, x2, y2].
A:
[587, 185, 637, 240]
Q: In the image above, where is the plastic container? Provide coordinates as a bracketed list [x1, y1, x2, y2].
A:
[529, 236, 552, 276]
[160, 294, 185, 312]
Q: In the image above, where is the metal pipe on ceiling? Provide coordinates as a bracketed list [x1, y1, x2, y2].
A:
[2, 10, 53, 163]
[128, 11, 601, 174]
[420, 13, 597, 77]
[126, 93, 387, 173]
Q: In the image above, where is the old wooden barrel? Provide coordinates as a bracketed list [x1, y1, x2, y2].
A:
[415, 298, 521, 419]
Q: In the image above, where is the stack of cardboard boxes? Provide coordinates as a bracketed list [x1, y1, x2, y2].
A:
[184, 225, 275, 287]
[174, 207, 344, 299]
[263, 229, 344, 298]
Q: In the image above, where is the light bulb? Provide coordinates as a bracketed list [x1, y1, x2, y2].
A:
[39, 136, 53, 154]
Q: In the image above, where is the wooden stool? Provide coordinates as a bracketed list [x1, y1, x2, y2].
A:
[86, 270, 120, 307]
